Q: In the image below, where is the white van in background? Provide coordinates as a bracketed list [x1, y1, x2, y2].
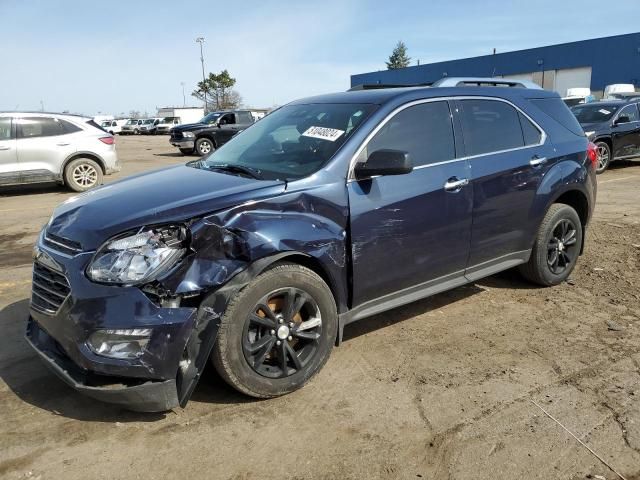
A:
[604, 84, 636, 99]
[100, 119, 129, 135]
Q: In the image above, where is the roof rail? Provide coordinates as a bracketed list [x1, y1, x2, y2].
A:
[348, 83, 431, 91]
[432, 77, 543, 90]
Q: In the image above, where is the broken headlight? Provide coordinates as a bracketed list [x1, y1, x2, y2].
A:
[87, 226, 187, 285]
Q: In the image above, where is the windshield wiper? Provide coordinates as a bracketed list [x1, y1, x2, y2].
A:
[205, 163, 264, 180]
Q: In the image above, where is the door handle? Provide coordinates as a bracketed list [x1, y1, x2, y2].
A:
[56, 142, 70, 146]
[444, 177, 469, 192]
[0, 146, 10, 151]
[529, 156, 547, 167]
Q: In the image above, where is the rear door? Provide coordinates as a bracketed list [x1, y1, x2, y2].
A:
[15, 116, 78, 181]
[611, 103, 640, 158]
[348, 100, 473, 307]
[0, 117, 19, 184]
[456, 98, 551, 278]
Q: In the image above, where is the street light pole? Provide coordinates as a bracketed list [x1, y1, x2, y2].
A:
[195, 37, 207, 111]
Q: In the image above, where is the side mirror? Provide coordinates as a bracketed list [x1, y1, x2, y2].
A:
[354, 149, 413, 179]
[614, 115, 631, 125]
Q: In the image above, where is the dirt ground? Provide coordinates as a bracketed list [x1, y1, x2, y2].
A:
[1, 135, 639, 480]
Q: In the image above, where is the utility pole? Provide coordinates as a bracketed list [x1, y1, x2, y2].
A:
[195, 37, 207, 111]
[180, 82, 186, 107]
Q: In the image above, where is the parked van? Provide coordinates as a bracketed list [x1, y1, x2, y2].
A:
[604, 84, 636, 99]
[100, 119, 129, 135]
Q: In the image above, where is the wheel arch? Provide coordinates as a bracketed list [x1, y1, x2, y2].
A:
[61, 152, 107, 178]
[196, 134, 217, 148]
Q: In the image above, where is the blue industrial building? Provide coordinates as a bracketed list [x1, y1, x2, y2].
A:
[351, 32, 640, 97]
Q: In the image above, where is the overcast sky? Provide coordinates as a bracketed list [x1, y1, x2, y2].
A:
[1, 0, 638, 115]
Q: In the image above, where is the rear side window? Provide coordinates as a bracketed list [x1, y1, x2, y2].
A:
[459, 100, 524, 156]
[530, 98, 584, 136]
[86, 119, 107, 132]
[519, 112, 542, 145]
[0, 117, 11, 141]
[61, 119, 82, 134]
[17, 117, 67, 138]
[359, 101, 455, 167]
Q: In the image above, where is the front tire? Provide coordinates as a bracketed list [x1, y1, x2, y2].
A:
[64, 158, 103, 192]
[595, 141, 611, 174]
[519, 203, 583, 286]
[212, 263, 338, 398]
[195, 138, 214, 156]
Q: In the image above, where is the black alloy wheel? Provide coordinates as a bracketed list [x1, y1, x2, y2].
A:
[242, 287, 322, 379]
[547, 218, 578, 275]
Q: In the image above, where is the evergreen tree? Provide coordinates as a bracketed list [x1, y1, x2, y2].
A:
[386, 41, 411, 69]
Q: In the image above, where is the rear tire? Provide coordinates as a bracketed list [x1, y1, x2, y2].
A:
[179, 148, 194, 155]
[195, 138, 214, 156]
[594, 141, 611, 174]
[212, 263, 337, 398]
[519, 203, 582, 286]
[64, 158, 103, 192]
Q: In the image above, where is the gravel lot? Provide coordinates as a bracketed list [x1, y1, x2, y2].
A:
[1, 135, 639, 480]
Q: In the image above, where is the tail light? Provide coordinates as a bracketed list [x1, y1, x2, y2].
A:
[99, 136, 114, 145]
[587, 142, 598, 169]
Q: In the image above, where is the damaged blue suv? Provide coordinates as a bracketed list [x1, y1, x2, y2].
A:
[26, 78, 597, 411]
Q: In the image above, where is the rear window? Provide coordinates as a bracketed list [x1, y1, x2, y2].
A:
[530, 98, 584, 136]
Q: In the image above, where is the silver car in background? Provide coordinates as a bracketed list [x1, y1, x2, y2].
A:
[0, 112, 120, 192]
[120, 118, 144, 135]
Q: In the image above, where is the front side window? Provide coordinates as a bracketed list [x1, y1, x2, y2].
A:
[616, 104, 639, 123]
[356, 101, 455, 167]
[459, 100, 525, 156]
[192, 103, 376, 181]
[17, 117, 67, 139]
[0, 117, 11, 141]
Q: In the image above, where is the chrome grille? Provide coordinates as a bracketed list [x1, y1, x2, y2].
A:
[43, 231, 83, 255]
[31, 263, 71, 314]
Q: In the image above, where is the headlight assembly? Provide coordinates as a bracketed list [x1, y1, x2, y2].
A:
[183, 131, 195, 138]
[87, 225, 188, 285]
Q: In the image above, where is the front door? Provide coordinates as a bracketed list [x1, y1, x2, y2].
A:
[455, 98, 552, 274]
[348, 100, 473, 307]
[0, 117, 19, 185]
[611, 103, 640, 159]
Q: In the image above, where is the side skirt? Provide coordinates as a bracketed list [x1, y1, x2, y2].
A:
[337, 249, 531, 345]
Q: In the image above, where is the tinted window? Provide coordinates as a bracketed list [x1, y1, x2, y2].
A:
[359, 101, 455, 167]
[532, 98, 584, 136]
[0, 118, 11, 141]
[519, 112, 542, 146]
[459, 100, 524, 156]
[61, 119, 81, 133]
[617, 104, 639, 122]
[17, 117, 67, 138]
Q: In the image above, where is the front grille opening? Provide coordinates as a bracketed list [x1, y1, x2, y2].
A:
[31, 262, 71, 314]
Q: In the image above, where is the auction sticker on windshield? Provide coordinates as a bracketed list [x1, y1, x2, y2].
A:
[302, 126, 345, 142]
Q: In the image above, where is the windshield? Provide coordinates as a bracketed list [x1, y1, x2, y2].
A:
[199, 112, 222, 124]
[191, 103, 376, 181]
[571, 104, 620, 123]
[160, 117, 177, 124]
[101, 121, 110, 127]
[143, 119, 155, 124]
[125, 120, 137, 125]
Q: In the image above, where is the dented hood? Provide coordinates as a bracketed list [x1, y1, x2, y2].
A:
[48, 164, 286, 250]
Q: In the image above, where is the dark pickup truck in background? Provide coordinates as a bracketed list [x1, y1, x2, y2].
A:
[170, 110, 255, 156]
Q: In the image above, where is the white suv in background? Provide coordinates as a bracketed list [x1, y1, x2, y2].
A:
[0, 112, 120, 192]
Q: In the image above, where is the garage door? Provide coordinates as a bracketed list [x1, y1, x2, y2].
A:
[554, 67, 592, 97]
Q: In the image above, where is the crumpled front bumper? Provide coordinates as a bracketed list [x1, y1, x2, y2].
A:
[26, 319, 179, 412]
[26, 237, 200, 411]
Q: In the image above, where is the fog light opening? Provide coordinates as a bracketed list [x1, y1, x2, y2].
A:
[88, 328, 152, 360]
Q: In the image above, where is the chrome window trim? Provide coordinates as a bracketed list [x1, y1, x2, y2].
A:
[347, 95, 547, 180]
